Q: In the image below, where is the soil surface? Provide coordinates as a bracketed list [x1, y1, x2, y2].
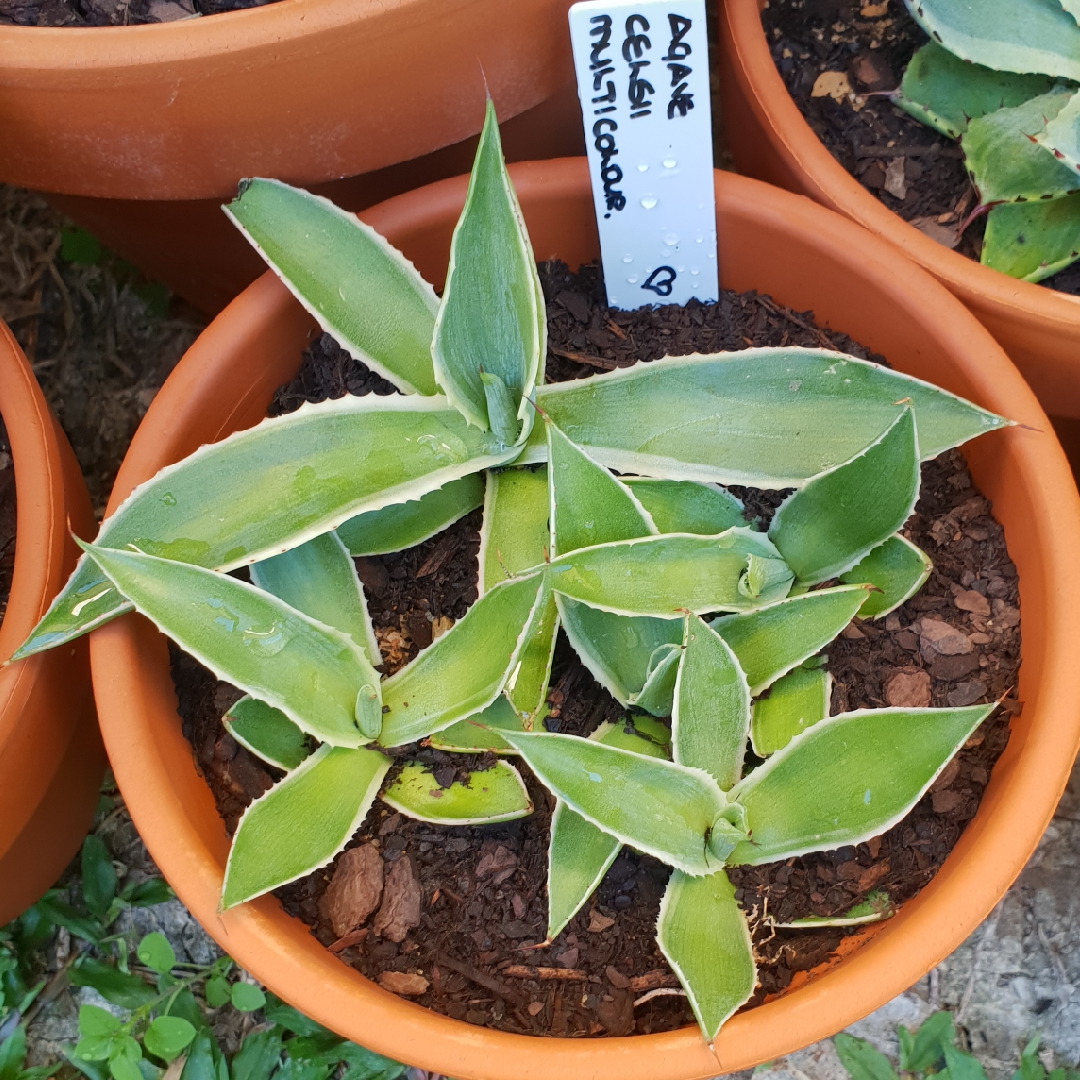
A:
[760, 0, 1080, 296]
[171, 262, 1021, 1038]
[0, 0, 275, 28]
[0, 419, 15, 625]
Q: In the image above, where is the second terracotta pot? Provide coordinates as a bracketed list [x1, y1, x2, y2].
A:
[0, 322, 102, 925]
[91, 160, 1080, 1077]
[717, 0, 1080, 467]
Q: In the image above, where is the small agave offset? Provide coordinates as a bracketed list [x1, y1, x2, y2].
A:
[895, 0, 1080, 280]
[14, 102, 1011, 1042]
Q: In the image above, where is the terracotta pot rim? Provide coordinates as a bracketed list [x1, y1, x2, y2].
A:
[92, 159, 1080, 1079]
[723, 0, 1080, 333]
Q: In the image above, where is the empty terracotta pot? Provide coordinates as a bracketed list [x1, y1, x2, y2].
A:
[0, 322, 102, 926]
[717, 0, 1080, 471]
[90, 160, 1080, 1077]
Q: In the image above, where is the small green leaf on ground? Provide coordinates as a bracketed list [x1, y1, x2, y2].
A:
[230, 983, 266, 1013]
[136, 932, 176, 975]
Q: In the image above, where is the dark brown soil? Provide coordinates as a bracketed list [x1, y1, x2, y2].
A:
[171, 262, 1020, 1037]
[0, 419, 16, 625]
[0, 0, 275, 28]
[760, 0, 1080, 295]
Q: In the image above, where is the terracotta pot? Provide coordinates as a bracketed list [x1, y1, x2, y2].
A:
[717, 0, 1080, 468]
[91, 160, 1080, 1077]
[0, 322, 102, 926]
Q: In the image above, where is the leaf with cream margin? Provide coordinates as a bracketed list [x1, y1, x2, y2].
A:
[250, 531, 378, 663]
[1039, 78, 1080, 175]
[78, 542, 384, 746]
[547, 529, 793, 618]
[628, 642, 682, 716]
[839, 535, 932, 619]
[777, 890, 893, 928]
[14, 395, 513, 662]
[982, 193, 1080, 281]
[429, 695, 530, 754]
[894, 41, 1059, 139]
[672, 616, 751, 790]
[727, 703, 996, 865]
[478, 465, 557, 720]
[710, 584, 870, 695]
[432, 99, 543, 441]
[523, 349, 1008, 487]
[499, 729, 731, 876]
[221, 744, 390, 908]
[378, 573, 546, 747]
[903, 0, 1080, 82]
[623, 477, 746, 534]
[750, 666, 832, 757]
[960, 89, 1080, 206]
[224, 697, 311, 771]
[223, 178, 439, 395]
[656, 869, 756, 1042]
[381, 760, 532, 825]
[336, 474, 484, 556]
[769, 409, 920, 585]
[545, 717, 672, 940]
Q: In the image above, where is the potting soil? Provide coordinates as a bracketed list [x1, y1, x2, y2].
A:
[0, 0, 277, 28]
[171, 262, 1021, 1037]
[760, 0, 1080, 296]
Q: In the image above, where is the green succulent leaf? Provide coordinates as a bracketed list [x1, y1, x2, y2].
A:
[903, 0, 1080, 82]
[524, 350, 1008, 486]
[1038, 87, 1080, 183]
[769, 409, 919, 585]
[895, 42, 1060, 139]
[144, 1017, 196, 1063]
[982, 193, 1080, 280]
[622, 477, 746, 534]
[777, 889, 892, 927]
[835, 1033, 901, 1080]
[546, 718, 671, 939]
[711, 584, 870, 694]
[750, 665, 831, 757]
[499, 729, 728, 875]
[336, 474, 483, 556]
[656, 869, 756, 1041]
[428, 695, 528, 754]
[839, 534, 932, 619]
[381, 760, 532, 824]
[728, 704, 996, 865]
[961, 89, 1080, 206]
[250, 531, 378, 663]
[223, 178, 439, 396]
[224, 697, 311, 771]
[222, 744, 390, 908]
[672, 616, 751, 790]
[548, 529, 793, 618]
[379, 573, 546, 747]
[79, 543, 383, 748]
[15, 396, 513, 662]
[432, 98, 543, 440]
[628, 642, 682, 716]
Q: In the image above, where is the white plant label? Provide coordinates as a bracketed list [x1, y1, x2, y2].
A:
[568, 0, 718, 310]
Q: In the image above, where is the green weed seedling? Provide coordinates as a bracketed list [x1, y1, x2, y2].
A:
[10, 100, 1011, 1042]
[894, 0, 1080, 280]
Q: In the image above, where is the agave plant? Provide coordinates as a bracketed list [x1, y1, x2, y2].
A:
[13, 102, 1010, 1041]
[894, 0, 1080, 280]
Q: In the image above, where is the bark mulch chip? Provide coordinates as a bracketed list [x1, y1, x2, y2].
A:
[172, 262, 1021, 1036]
[760, 0, 1080, 296]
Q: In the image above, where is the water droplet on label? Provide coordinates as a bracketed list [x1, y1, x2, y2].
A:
[627, 275, 639, 284]
[637, 163, 649, 172]
[677, 265, 685, 273]
[640, 195, 658, 209]
[695, 234, 704, 243]
[662, 158, 677, 168]
[622, 254, 633, 263]
[161, 491, 177, 506]
[664, 232, 679, 246]
[691, 268, 700, 276]
[708, 251, 716, 259]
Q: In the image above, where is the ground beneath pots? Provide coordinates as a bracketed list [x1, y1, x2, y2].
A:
[171, 261, 1021, 1038]
[760, 0, 1080, 296]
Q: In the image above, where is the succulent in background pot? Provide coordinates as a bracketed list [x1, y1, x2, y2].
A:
[0, 321, 101, 925]
[37, 129, 1080, 1073]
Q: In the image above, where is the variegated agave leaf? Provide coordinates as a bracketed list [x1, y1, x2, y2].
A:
[903, 0, 1080, 82]
[79, 542, 384, 746]
[750, 666, 832, 757]
[622, 477, 746, 534]
[524, 349, 1008, 487]
[224, 178, 440, 395]
[839, 534, 932, 619]
[432, 99, 543, 444]
[728, 704, 996, 865]
[221, 744, 391, 908]
[429, 696, 529, 754]
[982, 195, 1080, 281]
[14, 395, 514, 662]
[224, 697, 311, 772]
[381, 761, 532, 825]
[1038, 89, 1080, 174]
